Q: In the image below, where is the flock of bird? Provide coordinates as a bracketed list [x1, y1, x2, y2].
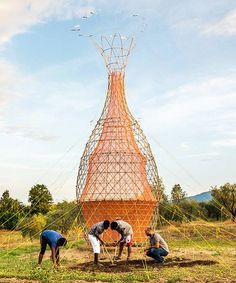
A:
[71, 11, 144, 38]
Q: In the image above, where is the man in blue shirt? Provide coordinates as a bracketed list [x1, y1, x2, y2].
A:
[38, 230, 67, 268]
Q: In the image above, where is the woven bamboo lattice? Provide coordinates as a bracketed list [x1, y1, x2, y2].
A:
[76, 34, 160, 242]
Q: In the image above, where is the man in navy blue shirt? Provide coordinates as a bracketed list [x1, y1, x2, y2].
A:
[38, 230, 67, 268]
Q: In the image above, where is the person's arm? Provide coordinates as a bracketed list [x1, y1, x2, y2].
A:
[144, 238, 151, 251]
[150, 241, 159, 248]
[117, 230, 124, 244]
[51, 247, 57, 267]
[94, 227, 104, 245]
[95, 234, 104, 245]
[56, 247, 60, 266]
[150, 234, 160, 248]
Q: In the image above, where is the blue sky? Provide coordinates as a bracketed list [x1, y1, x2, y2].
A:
[0, 0, 236, 203]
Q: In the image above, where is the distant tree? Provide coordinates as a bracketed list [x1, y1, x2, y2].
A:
[211, 183, 236, 222]
[46, 201, 80, 234]
[0, 190, 24, 230]
[159, 201, 173, 222]
[18, 214, 47, 239]
[28, 184, 53, 215]
[178, 200, 202, 221]
[152, 178, 168, 227]
[157, 178, 170, 222]
[22, 205, 31, 215]
[171, 184, 186, 204]
[159, 178, 168, 203]
[199, 201, 228, 221]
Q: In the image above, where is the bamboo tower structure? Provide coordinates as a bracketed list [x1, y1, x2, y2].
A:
[76, 34, 160, 242]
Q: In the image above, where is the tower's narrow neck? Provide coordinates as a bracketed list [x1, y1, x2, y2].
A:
[108, 71, 125, 92]
[106, 71, 129, 120]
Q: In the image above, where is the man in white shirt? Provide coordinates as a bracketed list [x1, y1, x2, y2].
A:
[145, 227, 169, 263]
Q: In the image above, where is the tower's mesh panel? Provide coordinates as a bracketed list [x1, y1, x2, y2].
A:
[76, 35, 160, 242]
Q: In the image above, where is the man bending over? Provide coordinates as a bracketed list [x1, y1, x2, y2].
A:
[38, 229, 67, 268]
[111, 220, 133, 261]
[88, 220, 110, 265]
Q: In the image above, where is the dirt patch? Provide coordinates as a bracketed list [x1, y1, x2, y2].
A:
[166, 259, 217, 268]
[69, 257, 218, 273]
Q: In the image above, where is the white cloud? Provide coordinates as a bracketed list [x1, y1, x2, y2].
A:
[2, 125, 59, 141]
[212, 139, 236, 147]
[0, 0, 95, 45]
[0, 58, 103, 142]
[141, 73, 236, 131]
[180, 142, 189, 149]
[0, 60, 28, 107]
[202, 9, 236, 36]
[172, 17, 203, 32]
[184, 152, 220, 159]
[0, 39, 103, 141]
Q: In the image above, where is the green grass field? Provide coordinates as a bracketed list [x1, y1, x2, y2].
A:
[0, 221, 235, 283]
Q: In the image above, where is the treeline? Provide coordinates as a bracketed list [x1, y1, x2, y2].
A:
[0, 184, 80, 238]
[159, 182, 236, 223]
[0, 182, 235, 238]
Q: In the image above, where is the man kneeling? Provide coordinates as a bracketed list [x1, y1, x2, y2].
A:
[145, 227, 169, 263]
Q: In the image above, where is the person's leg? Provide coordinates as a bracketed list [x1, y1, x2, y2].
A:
[117, 242, 124, 258]
[146, 248, 155, 259]
[38, 253, 43, 265]
[88, 235, 101, 264]
[56, 248, 60, 265]
[94, 253, 99, 264]
[151, 248, 168, 263]
[127, 245, 131, 260]
[126, 235, 132, 260]
[38, 236, 47, 266]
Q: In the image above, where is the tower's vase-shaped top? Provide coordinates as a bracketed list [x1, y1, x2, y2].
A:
[80, 70, 155, 202]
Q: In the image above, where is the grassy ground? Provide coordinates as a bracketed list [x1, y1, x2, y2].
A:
[0, 221, 235, 283]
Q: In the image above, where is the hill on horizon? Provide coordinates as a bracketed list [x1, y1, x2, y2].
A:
[188, 191, 212, 202]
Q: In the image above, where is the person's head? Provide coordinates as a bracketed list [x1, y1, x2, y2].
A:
[103, 220, 110, 229]
[111, 221, 118, 230]
[57, 237, 67, 247]
[145, 227, 154, 236]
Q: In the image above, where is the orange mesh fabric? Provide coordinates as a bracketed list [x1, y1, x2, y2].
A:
[78, 72, 158, 242]
[81, 73, 155, 202]
[81, 200, 157, 242]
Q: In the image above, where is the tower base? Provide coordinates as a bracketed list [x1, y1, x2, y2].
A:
[80, 200, 157, 242]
